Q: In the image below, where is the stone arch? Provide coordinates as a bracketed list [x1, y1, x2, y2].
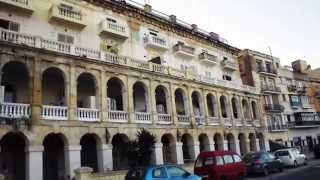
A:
[0, 132, 29, 180]
[242, 99, 250, 119]
[133, 81, 149, 112]
[107, 77, 127, 111]
[174, 88, 188, 115]
[251, 101, 258, 120]
[226, 133, 236, 152]
[220, 95, 228, 118]
[42, 67, 66, 106]
[112, 133, 130, 170]
[77, 72, 98, 108]
[43, 133, 68, 180]
[249, 133, 257, 152]
[80, 133, 102, 172]
[206, 93, 217, 117]
[199, 133, 210, 152]
[161, 133, 177, 164]
[181, 133, 195, 163]
[1, 61, 30, 103]
[155, 85, 170, 114]
[191, 91, 204, 117]
[214, 133, 223, 150]
[238, 133, 247, 155]
[231, 97, 239, 119]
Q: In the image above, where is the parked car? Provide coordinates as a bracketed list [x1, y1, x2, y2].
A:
[243, 152, 283, 176]
[274, 148, 307, 167]
[125, 165, 201, 180]
[194, 150, 246, 180]
[314, 144, 320, 159]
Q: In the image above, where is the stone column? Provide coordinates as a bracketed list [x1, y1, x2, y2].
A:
[153, 143, 164, 165]
[150, 81, 157, 124]
[175, 142, 184, 164]
[194, 141, 200, 159]
[215, 92, 223, 125]
[65, 145, 81, 178]
[265, 140, 270, 152]
[235, 140, 241, 155]
[209, 139, 215, 151]
[31, 60, 42, 123]
[26, 145, 43, 180]
[97, 144, 113, 172]
[256, 138, 261, 152]
[223, 140, 229, 151]
[202, 90, 209, 124]
[246, 140, 251, 153]
[127, 77, 134, 123]
[100, 72, 107, 122]
[186, 86, 195, 126]
[169, 83, 177, 124]
[69, 65, 77, 121]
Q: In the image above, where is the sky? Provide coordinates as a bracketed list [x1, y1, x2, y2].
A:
[132, 0, 320, 68]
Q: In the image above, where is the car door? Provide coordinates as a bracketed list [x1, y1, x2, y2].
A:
[166, 165, 192, 180]
[262, 153, 273, 171]
[268, 153, 280, 171]
[151, 167, 168, 180]
[222, 154, 235, 179]
[295, 149, 305, 165]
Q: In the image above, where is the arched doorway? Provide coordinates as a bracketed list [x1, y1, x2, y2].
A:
[43, 133, 67, 180]
[133, 82, 148, 112]
[155, 85, 169, 114]
[77, 73, 97, 108]
[191, 91, 203, 117]
[42, 67, 65, 106]
[206, 93, 216, 117]
[238, 133, 247, 155]
[112, 134, 129, 170]
[249, 133, 257, 152]
[174, 88, 187, 115]
[231, 97, 239, 119]
[80, 134, 100, 172]
[161, 134, 176, 164]
[251, 101, 258, 120]
[181, 134, 195, 163]
[257, 133, 266, 151]
[199, 134, 210, 152]
[107, 77, 125, 111]
[242, 100, 250, 120]
[220, 95, 228, 118]
[214, 133, 223, 150]
[1, 61, 30, 103]
[227, 133, 236, 152]
[0, 132, 27, 180]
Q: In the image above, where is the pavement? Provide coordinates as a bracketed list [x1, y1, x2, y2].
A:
[245, 158, 320, 180]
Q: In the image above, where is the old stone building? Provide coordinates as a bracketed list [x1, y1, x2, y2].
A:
[0, 0, 266, 180]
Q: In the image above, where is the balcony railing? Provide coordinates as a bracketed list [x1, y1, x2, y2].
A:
[134, 112, 151, 124]
[195, 116, 205, 125]
[144, 35, 168, 50]
[49, 5, 86, 28]
[208, 117, 220, 125]
[287, 85, 297, 92]
[173, 42, 195, 58]
[253, 120, 261, 127]
[264, 104, 284, 112]
[0, 102, 30, 118]
[0, 28, 259, 94]
[224, 118, 232, 126]
[77, 108, 99, 122]
[0, 0, 34, 15]
[199, 52, 218, 65]
[268, 124, 288, 132]
[157, 114, 172, 124]
[261, 84, 281, 93]
[99, 20, 128, 39]
[107, 110, 128, 123]
[221, 60, 237, 71]
[235, 119, 243, 127]
[245, 120, 253, 126]
[288, 120, 320, 128]
[257, 66, 277, 75]
[42, 105, 68, 120]
[177, 115, 190, 124]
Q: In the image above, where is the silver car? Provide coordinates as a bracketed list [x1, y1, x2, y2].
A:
[274, 148, 307, 167]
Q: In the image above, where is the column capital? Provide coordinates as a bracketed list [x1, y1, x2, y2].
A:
[25, 145, 44, 152]
[98, 144, 113, 150]
[155, 143, 163, 148]
[64, 145, 82, 151]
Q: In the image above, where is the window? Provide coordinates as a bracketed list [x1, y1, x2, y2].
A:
[223, 155, 234, 164]
[106, 18, 116, 23]
[233, 155, 242, 162]
[58, 33, 74, 44]
[152, 167, 167, 178]
[204, 157, 215, 166]
[0, 19, 19, 32]
[167, 166, 187, 177]
[287, 115, 291, 122]
[223, 57, 228, 61]
[223, 75, 232, 81]
[216, 156, 224, 166]
[290, 95, 300, 107]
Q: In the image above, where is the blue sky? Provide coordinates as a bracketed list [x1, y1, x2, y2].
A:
[133, 0, 320, 68]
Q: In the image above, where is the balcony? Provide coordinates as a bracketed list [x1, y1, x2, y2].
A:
[134, 112, 151, 124]
[287, 85, 297, 92]
[49, 4, 87, 29]
[245, 120, 253, 127]
[0, 102, 30, 118]
[157, 114, 172, 124]
[268, 124, 288, 132]
[264, 104, 284, 112]
[195, 116, 206, 125]
[289, 120, 320, 128]
[99, 20, 129, 39]
[261, 84, 281, 94]
[0, 0, 34, 15]
[177, 115, 190, 125]
[208, 117, 220, 125]
[77, 108, 100, 122]
[42, 105, 68, 121]
[296, 86, 306, 93]
[107, 110, 128, 123]
[224, 118, 232, 127]
[257, 66, 277, 76]
[235, 119, 243, 127]
[173, 42, 195, 58]
[253, 120, 261, 127]
[144, 35, 168, 50]
[199, 52, 218, 65]
[221, 60, 237, 71]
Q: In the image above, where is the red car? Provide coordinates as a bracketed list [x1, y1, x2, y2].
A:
[194, 151, 246, 180]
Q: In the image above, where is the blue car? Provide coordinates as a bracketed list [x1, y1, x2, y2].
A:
[125, 165, 201, 180]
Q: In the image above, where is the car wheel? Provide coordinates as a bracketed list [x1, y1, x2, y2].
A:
[293, 161, 298, 168]
[263, 168, 269, 176]
[278, 165, 283, 172]
[304, 158, 308, 165]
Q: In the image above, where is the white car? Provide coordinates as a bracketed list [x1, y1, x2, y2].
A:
[274, 148, 307, 167]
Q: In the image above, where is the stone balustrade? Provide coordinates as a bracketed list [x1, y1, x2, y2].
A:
[77, 108, 100, 122]
[0, 102, 30, 118]
[157, 114, 172, 124]
[107, 110, 128, 123]
[177, 115, 190, 124]
[42, 105, 68, 120]
[134, 112, 151, 123]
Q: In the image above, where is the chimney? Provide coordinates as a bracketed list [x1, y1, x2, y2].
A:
[144, 4, 152, 13]
[209, 32, 219, 40]
[169, 15, 176, 23]
[191, 24, 198, 31]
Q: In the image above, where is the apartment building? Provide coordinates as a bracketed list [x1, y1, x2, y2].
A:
[0, 0, 266, 180]
[279, 60, 320, 152]
[238, 49, 289, 146]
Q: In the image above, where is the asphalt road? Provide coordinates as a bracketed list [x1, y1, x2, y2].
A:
[246, 160, 320, 180]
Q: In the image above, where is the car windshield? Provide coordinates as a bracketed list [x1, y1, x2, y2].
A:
[243, 153, 260, 162]
[275, 151, 289, 156]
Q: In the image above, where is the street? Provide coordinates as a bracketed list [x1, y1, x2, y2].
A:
[246, 159, 320, 180]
